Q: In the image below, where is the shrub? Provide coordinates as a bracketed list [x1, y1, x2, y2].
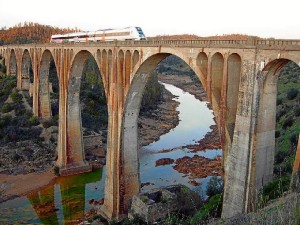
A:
[276, 98, 283, 106]
[258, 174, 291, 207]
[287, 88, 298, 100]
[190, 194, 223, 224]
[29, 116, 40, 126]
[275, 130, 280, 138]
[1, 103, 13, 113]
[290, 132, 298, 145]
[206, 177, 224, 198]
[10, 89, 23, 103]
[295, 106, 300, 117]
[1, 65, 6, 73]
[282, 116, 294, 129]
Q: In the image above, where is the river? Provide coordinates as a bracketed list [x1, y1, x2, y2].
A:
[0, 82, 222, 224]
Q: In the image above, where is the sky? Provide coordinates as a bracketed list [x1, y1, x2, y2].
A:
[1, 0, 300, 39]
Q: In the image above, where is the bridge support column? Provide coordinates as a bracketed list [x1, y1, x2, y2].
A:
[101, 51, 125, 220]
[100, 53, 143, 221]
[222, 60, 257, 218]
[56, 51, 91, 176]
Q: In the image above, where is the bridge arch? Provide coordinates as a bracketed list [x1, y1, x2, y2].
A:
[38, 49, 58, 119]
[65, 50, 94, 168]
[252, 58, 299, 198]
[226, 53, 242, 143]
[124, 50, 131, 94]
[211, 52, 224, 107]
[21, 49, 33, 91]
[196, 52, 208, 83]
[9, 49, 17, 75]
[121, 52, 171, 212]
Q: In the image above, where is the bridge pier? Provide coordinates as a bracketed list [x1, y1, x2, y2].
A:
[56, 50, 92, 176]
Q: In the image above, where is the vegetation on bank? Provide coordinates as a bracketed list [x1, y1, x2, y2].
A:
[0, 76, 41, 144]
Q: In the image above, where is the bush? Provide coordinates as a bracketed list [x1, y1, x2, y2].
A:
[206, 177, 224, 198]
[287, 88, 298, 100]
[1, 65, 6, 73]
[190, 194, 223, 224]
[275, 130, 281, 138]
[10, 89, 23, 103]
[258, 174, 291, 207]
[282, 116, 294, 129]
[1, 103, 13, 113]
[276, 98, 283, 106]
[29, 116, 40, 126]
[290, 132, 298, 145]
[295, 106, 300, 117]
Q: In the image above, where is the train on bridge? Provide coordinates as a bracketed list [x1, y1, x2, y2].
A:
[50, 26, 147, 43]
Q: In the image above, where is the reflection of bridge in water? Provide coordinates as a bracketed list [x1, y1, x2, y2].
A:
[27, 169, 102, 224]
[1, 38, 300, 220]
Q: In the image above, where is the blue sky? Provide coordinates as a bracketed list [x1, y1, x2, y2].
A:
[1, 0, 299, 39]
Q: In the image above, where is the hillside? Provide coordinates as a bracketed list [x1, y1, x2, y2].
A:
[150, 33, 256, 40]
[0, 22, 79, 45]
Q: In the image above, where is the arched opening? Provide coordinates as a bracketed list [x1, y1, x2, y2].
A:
[132, 50, 139, 69]
[123, 52, 223, 217]
[196, 52, 208, 81]
[21, 50, 33, 91]
[9, 49, 17, 75]
[38, 50, 59, 120]
[67, 50, 108, 169]
[124, 50, 131, 94]
[211, 52, 224, 106]
[254, 59, 300, 204]
[226, 53, 241, 142]
[0, 52, 5, 75]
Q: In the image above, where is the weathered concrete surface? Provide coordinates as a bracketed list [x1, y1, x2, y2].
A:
[1, 38, 300, 220]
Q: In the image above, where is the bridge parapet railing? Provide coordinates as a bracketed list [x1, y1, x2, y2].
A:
[116, 39, 249, 48]
[255, 39, 300, 49]
[2, 38, 300, 50]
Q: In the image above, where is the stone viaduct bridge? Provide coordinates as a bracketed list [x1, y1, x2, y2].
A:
[0, 37, 300, 220]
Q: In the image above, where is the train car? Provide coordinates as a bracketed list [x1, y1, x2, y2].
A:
[50, 27, 146, 43]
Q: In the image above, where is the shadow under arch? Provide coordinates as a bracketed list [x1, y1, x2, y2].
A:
[226, 53, 242, 144]
[211, 52, 224, 108]
[64, 50, 92, 168]
[21, 49, 33, 91]
[39, 49, 59, 119]
[9, 49, 17, 75]
[62, 49, 107, 171]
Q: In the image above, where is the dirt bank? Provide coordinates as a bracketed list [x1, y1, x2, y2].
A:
[0, 168, 56, 203]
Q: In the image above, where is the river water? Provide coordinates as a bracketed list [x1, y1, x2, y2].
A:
[0, 82, 222, 224]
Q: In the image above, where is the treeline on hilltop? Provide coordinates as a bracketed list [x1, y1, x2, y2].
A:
[150, 33, 255, 40]
[0, 22, 80, 45]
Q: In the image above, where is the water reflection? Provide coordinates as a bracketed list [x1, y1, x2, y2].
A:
[146, 83, 215, 151]
[0, 169, 103, 224]
[27, 186, 59, 225]
[140, 82, 222, 194]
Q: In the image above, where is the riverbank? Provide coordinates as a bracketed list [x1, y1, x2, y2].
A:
[0, 168, 56, 203]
